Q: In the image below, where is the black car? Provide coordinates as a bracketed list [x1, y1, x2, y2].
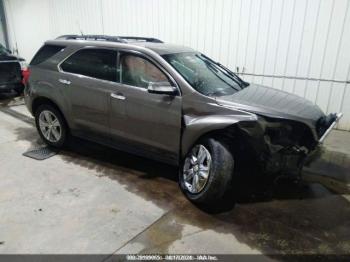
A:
[0, 44, 27, 94]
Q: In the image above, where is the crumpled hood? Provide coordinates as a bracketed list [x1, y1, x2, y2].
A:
[216, 83, 325, 127]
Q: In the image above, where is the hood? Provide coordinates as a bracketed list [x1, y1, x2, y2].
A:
[216, 83, 325, 127]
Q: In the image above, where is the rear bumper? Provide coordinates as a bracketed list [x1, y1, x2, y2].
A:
[0, 82, 23, 92]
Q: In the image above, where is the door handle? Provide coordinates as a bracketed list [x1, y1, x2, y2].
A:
[110, 93, 126, 100]
[58, 79, 71, 85]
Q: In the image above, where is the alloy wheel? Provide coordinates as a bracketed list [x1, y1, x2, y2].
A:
[183, 144, 212, 194]
[38, 110, 62, 143]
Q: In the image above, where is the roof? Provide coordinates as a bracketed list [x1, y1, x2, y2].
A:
[52, 35, 195, 55]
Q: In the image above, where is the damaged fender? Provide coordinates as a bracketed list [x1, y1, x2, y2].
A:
[181, 113, 257, 158]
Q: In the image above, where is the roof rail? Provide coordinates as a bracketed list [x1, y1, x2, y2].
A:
[118, 36, 163, 43]
[55, 35, 163, 43]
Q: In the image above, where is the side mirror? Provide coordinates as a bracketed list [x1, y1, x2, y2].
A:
[147, 82, 177, 95]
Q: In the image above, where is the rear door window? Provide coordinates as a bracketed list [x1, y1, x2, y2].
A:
[60, 48, 117, 82]
[30, 45, 65, 65]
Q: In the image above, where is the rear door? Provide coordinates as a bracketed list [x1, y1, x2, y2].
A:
[58, 48, 118, 142]
[109, 51, 182, 163]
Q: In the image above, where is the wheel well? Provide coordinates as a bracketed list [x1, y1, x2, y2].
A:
[32, 97, 59, 114]
[188, 125, 261, 177]
[32, 97, 69, 129]
[182, 125, 237, 158]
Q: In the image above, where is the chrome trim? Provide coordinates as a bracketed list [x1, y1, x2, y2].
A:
[110, 93, 126, 100]
[319, 112, 343, 143]
[58, 79, 71, 85]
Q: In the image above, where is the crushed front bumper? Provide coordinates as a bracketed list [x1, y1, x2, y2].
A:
[318, 113, 343, 143]
[264, 146, 307, 176]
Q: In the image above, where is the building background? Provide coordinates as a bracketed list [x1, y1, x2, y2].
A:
[2, 0, 350, 130]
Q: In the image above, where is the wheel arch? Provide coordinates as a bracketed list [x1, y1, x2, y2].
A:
[32, 96, 70, 129]
[181, 115, 255, 158]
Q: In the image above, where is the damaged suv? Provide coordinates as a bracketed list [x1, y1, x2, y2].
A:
[25, 35, 342, 205]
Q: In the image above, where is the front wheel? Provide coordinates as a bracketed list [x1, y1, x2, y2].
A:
[179, 138, 234, 206]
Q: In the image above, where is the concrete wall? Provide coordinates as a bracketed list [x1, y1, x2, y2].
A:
[3, 0, 350, 130]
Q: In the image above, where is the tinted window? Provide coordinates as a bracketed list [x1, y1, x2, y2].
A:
[120, 54, 170, 88]
[31, 45, 65, 65]
[61, 49, 117, 82]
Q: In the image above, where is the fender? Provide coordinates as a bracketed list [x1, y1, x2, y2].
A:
[181, 113, 257, 158]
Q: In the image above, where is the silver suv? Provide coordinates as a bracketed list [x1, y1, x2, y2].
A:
[25, 35, 342, 206]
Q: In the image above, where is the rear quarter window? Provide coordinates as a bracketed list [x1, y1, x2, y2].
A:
[30, 44, 65, 65]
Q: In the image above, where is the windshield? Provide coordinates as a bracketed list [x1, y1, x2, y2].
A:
[162, 52, 247, 97]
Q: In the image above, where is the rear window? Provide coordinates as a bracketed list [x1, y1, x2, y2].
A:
[30, 44, 65, 65]
[60, 48, 117, 82]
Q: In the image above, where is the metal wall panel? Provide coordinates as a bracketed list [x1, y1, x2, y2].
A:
[4, 0, 350, 130]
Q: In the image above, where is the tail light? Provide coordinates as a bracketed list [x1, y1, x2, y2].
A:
[19, 61, 30, 85]
[21, 68, 30, 85]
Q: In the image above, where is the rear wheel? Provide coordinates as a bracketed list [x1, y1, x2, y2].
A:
[34, 104, 67, 148]
[179, 138, 234, 207]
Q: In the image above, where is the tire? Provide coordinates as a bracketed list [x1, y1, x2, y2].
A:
[34, 104, 67, 148]
[179, 137, 234, 207]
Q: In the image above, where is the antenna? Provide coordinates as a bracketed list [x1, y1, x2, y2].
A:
[76, 20, 84, 36]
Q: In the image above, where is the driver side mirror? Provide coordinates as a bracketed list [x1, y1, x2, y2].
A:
[147, 82, 177, 95]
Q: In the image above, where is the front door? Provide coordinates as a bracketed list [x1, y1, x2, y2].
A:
[109, 52, 182, 164]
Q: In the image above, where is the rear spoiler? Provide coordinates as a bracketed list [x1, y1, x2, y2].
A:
[319, 112, 343, 143]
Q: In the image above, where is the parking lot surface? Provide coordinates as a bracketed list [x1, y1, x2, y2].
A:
[0, 94, 350, 257]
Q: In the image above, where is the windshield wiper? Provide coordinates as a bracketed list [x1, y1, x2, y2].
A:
[201, 54, 249, 87]
[204, 61, 240, 91]
[196, 54, 241, 91]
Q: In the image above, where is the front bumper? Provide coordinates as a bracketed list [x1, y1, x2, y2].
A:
[264, 146, 307, 176]
[318, 113, 343, 143]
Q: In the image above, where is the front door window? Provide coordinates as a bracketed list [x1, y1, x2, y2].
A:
[120, 54, 170, 88]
